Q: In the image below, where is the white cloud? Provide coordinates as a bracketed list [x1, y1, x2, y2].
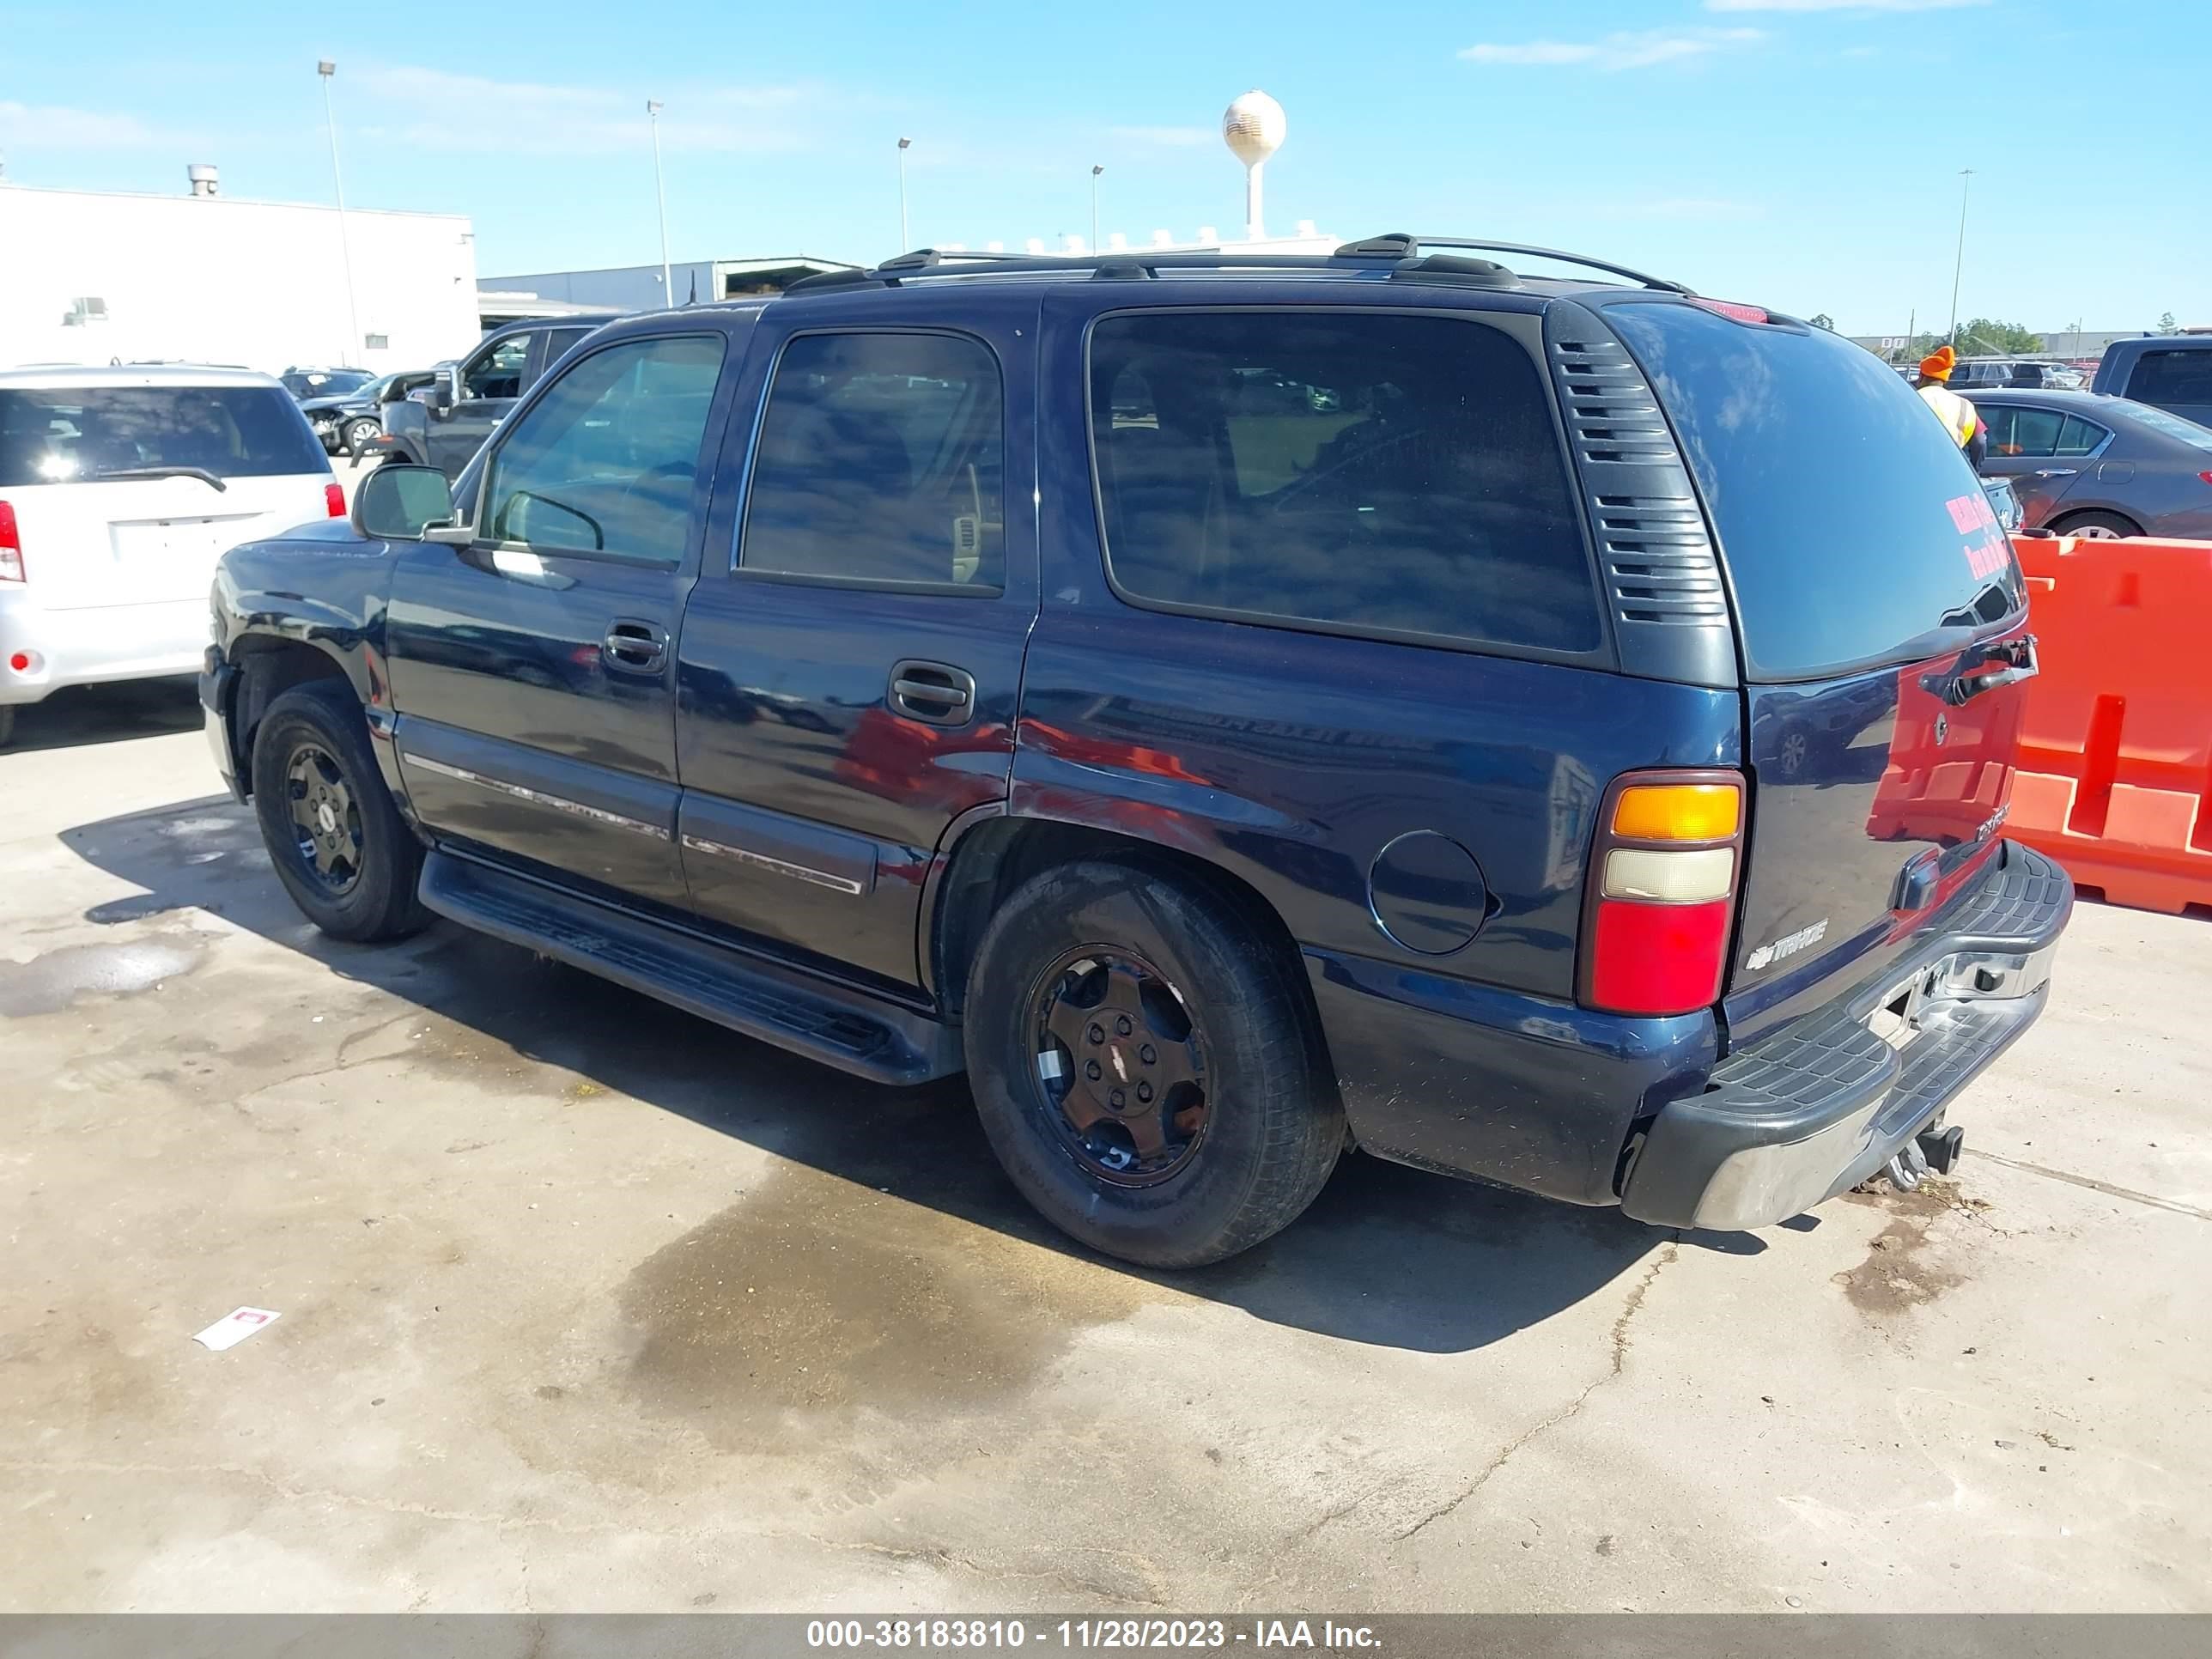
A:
[0, 100, 198, 150]
[1705, 0, 1985, 11]
[1461, 27, 1763, 70]
[349, 64, 822, 157]
[1107, 125, 1215, 149]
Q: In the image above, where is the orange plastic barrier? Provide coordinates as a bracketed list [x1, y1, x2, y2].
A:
[2007, 533, 2212, 914]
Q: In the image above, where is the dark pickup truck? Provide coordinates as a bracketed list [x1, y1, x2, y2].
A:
[376, 314, 619, 479]
[204, 236, 2069, 1267]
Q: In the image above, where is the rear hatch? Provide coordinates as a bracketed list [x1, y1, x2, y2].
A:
[0, 381, 334, 610]
[1606, 301, 2033, 1044]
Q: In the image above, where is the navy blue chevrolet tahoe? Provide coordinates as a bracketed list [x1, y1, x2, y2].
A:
[203, 234, 2071, 1267]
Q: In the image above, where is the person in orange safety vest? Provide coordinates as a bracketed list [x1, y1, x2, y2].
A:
[1915, 345, 1989, 471]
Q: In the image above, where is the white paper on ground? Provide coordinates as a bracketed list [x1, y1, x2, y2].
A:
[191, 1308, 282, 1351]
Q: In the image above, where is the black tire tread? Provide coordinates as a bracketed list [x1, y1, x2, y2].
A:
[964, 858, 1342, 1267]
[249, 680, 428, 942]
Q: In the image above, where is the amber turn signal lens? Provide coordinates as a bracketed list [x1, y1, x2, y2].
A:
[1611, 782, 1741, 842]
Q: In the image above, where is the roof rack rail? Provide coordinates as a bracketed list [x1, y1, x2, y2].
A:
[1333, 233, 1694, 296]
[779, 246, 1387, 295]
[775, 236, 1691, 297]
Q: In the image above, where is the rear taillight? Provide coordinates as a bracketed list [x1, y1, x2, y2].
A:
[1688, 298, 1771, 326]
[325, 482, 346, 518]
[0, 501, 21, 583]
[2198, 471, 2212, 488]
[1580, 771, 1746, 1017]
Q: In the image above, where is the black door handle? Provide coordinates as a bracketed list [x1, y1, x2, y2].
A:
[889, 659, 976, 726]
[603, 619, 668, 674]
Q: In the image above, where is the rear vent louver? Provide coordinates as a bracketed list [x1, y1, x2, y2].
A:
[1547, 325, 1736, 686]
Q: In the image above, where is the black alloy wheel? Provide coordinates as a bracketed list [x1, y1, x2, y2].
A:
[283, 741, 365, 894]
[1030, 946, 1211, 1185]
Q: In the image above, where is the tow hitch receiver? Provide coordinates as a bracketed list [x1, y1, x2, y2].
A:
[1887, 1121, 1966, 1192]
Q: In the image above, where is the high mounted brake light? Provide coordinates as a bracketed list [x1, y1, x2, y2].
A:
[1580, 770, 1746, 1017]
[1688, 298, 1771, 326]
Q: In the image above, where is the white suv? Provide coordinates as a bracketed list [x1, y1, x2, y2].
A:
[0, 365, 343, 746]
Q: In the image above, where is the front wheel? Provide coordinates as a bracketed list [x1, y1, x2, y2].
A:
[963, 860, 1344, 1267]
[343, 417, 381, 458]
[249, 681, 428, 941]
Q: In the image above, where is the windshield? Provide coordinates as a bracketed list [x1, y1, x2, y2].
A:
[283, 369, 374, 398]
[2119, 399, 2212, 451]
[0, 386, 330, 486]
[1607, 301, 2026, 682]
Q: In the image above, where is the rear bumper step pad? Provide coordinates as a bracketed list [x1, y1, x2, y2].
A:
[1620, 842, 2073, 1231]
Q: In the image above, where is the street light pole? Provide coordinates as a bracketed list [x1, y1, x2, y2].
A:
[647, 100, 672, 307]
[317, 60, 362, 367]
[897, 137, 912, 249]
[1947, 167, 1975, 344]
[1091, 164, 1103, 252]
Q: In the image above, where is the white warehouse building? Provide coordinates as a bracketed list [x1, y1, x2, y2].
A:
[0, 171, 483, 376]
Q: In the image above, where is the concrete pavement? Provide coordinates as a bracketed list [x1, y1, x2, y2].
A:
[2, 684, 2206, 1613]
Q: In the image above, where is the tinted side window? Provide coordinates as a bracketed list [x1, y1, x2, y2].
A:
[2055, 415, 2109, 457]
[1994, 407, 2064, 457]
[463, 336, 530, 401]
[1087, 311, 1598, 653]
[740, 331, 1006, 590]
[2130, 349, 2212, 404]
[482, 333, 726, 562]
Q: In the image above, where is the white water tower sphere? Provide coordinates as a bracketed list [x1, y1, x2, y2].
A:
[1222, 90, 1286, 240]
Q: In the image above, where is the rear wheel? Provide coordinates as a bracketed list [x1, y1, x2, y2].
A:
[250, 681, 427, 941]
[2050, 509, 2141, 541]
[0, 706, 15, 749]
[963, 860, 1343, 1267]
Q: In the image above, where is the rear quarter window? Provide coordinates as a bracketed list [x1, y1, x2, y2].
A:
[1606, 303, 2023, 681]
[0, 385, 327, 486]
[1086, 310, 1601, 655]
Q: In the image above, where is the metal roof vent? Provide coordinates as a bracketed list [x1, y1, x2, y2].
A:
[187, 164, 219, 198]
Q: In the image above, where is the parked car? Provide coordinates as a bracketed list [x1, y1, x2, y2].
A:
[1, 365, 342, 747]
[1973, 388, 2212, 539]
[2092, 336, 2212, 429]
[1950, 358, 2082, 392]
[279, 367, 375, 401]
[376, 315, 617, 479]
[300, 369, 436, 459]
[202, 236, 2069, 1266]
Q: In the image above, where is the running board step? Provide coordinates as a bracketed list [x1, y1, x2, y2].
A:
[418, 850, 960, 1085]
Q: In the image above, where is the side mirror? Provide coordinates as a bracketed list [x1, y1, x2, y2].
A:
[351, 464, 457, 540]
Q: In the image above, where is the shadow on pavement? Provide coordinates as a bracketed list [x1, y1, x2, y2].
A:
[4, 678, 203, 754]
[62, 792, 1674, 1355]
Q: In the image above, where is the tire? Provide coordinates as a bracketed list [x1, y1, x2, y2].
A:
[963, 860, 1344, 1267]
[2050, 509, 2141, 541]
[0, 705, 15, 749]
[249, 681, 428, 941]
[344, 417, 380, 458]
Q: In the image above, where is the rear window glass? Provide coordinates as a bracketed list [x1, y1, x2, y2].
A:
[2120, 398, 2212, 452]
[1607, 304, 2024, 681]
[1087, 311, 1599, 654]
[2128, 348, 2212, 406]
[0, 386, 327, 487]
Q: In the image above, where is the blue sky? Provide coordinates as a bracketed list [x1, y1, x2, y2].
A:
[3, 0, 2203, 337]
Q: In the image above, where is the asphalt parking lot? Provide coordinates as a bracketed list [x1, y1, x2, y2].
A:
[3, 679, 2209, 1614]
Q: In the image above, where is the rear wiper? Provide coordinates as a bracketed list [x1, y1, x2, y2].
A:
[90, 465, 228, 492]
